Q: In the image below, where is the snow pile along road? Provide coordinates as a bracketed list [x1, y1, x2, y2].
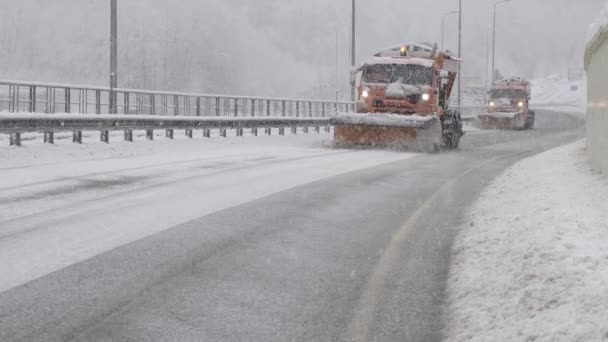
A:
[444, 141, 608, 341]
[530, 76, 587, 114]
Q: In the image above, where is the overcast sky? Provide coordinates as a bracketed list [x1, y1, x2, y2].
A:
[0, 0, 603, 99]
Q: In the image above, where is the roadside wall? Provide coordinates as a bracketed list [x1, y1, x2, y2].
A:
[585, 29, 608, 174]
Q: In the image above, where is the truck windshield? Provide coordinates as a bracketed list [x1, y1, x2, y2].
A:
[362, 64, 432, 85]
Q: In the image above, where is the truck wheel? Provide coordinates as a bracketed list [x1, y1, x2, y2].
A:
[442, 109, 463, 150]
[527, 111, 536, 129]
[443, 133, 461, 150]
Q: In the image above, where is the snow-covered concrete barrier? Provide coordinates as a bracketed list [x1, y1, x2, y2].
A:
[585, 5, 608, 174]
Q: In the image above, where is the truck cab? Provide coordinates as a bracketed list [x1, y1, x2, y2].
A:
[353, 42, 460, 119]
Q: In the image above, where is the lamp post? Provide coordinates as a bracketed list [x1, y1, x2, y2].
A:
[441, 10, 459, 50]
[457, 0, 462, 107]
[110, 0, 118, 114]
[492, 0, 512, 83]
[350, 0, 356, 103]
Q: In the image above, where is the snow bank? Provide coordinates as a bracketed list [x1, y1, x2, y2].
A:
[530, 76, 587, 114]
[444, 141, 608, 341]
[586, 2, 608, 47]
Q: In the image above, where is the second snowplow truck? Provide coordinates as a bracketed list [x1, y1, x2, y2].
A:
[475, 78, 535, 130]
[330, 42, 464, 152]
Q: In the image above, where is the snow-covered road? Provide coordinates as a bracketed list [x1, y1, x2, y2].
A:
[0, 132, 417, 292]
[0, 111, 586, 342]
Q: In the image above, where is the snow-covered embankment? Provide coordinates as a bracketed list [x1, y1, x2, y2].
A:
[444, 141, 608, 341]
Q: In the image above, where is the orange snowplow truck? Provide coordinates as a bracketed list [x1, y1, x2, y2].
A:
[475, 78, 535, 130]
[330, 42, 464, 152]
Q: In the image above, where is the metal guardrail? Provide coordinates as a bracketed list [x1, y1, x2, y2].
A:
[0, 80, 354, 117]
[0, 113, 332, 146]
[452, 105, 485, 120]
[0, 80, 486, 146]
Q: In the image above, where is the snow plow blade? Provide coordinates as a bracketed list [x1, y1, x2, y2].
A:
[475, 111, 527, 130]
[330, 112, 442, 152]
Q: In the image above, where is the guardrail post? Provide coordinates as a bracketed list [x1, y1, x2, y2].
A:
[220, 128, 227, 137]
[303, 126, 309, 134]
[9, 133, 21, 146]
[95, 90, 101, 114]
[252, 127, 258, 136]
[234, 99, 239, 117]
[29, 86, 36, 112]
[174, 95, 179, 116]
[124, 130, 133, 142]
[325, 126, 331, 133]
[150, 95, 156, 115]
[236, 128, 243, 136]
[79, 89, 86, 113]
[44, 132, 54, 144]
[65, 88, 71, 113]
[279, 127, 285, 135]
[100, 130, 109, 143]
[309, 102, 312, 117]
[282, 101, 286, 117]
[8, 85, 14, 112]
[251, 99, 255, 117]
[124, 92, 129, 114]
[215, 97, 220, 116]
[73, 131, 82, 144]
[166, 129, 174, 139]
[146, 129, 154, 140]
[203, 128, 211, 138]
[296, 102, 300, 117]
[266, 100, 271, 116]
[291, 127, 297, 135]
[322, 103, 326, 117]
[196, 97, 201, 116]
[185, 129, 193, 138]
[265, 127, 272, 135]
[315, 126, 320, 133]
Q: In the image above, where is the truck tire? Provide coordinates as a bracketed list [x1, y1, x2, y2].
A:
[526, 111, 536, 129]
[442, 109, 464, 150]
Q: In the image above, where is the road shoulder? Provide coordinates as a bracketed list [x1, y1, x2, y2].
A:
[443, 140, 608, 341]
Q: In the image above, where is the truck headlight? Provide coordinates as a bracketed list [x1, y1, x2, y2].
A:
[422, 93, 430, 101]
[489, 101, 495, 107]
[518, 101, 524, 107]
[362, 88, 370, 99]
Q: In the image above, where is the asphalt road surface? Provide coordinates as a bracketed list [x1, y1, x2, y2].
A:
[0, 111, 584, 342]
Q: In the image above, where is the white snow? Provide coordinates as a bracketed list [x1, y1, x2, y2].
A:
[530, 76, 587, 114]
[0, 132, 416, 292]
[586, 2, 608, 47]
[365, 56, 435, 68]
[444, 141, 608, 342]
[477, 111, 522, 119]
[330, 112, 437, 128]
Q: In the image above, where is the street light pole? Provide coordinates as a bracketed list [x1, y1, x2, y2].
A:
[110, 0, 118, 114]
[351, 0, 356, 103]
[457, 0, 462, 107]
[441, 10, 458, 50]
[491, 0, 512, 83]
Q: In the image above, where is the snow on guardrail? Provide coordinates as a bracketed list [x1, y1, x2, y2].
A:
[0, 113, 331, 146]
